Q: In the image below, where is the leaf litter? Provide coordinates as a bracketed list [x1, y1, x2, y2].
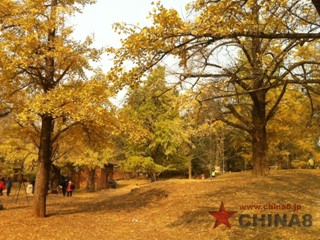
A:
[0, 170, 319, 240]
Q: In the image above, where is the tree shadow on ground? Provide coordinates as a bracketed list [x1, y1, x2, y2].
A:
[203, 171, 320, 205]
[166, 207, 213, 228]
[166, 171, 320, 232]
[47, 188, 169, 217]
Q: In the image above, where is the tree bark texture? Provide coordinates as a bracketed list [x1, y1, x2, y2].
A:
[250, 91, 269, 177]
[33, 115, 54, 217]
[249, 2, 270, 176]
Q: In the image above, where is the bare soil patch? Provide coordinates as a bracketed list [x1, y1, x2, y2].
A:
[0, 170, 319, 240]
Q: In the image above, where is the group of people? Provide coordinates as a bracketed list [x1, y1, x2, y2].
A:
[59, 177, 75, 197]
[0, 177, 12, 196]
[0, 175, 75, 197]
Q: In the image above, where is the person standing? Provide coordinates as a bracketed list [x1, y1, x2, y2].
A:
[6, 177, 12, 196]
[66, 180, 74, 197]
[60, 177, 68, 196]
[0, 177, 6, 196]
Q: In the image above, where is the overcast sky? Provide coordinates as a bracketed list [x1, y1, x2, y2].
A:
[71, 0, 190, 105]
[72, 0, 190, 50]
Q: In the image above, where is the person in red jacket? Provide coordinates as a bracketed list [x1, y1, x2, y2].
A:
[0, 177, 6, 196]
[66, 180, 75, 197]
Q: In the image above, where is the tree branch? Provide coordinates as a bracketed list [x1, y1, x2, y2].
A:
[218, 115, 251, 133]
[52, 121, 80, 144]
[226, 104, 253, 128]
[312, 0, 320, 15]
[266, 84, 287, 122]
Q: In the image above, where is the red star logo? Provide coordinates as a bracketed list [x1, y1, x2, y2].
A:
[209, 201, 237, 229]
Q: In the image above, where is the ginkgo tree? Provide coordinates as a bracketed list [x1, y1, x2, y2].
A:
[54, 118, 118, 192]
[0, 0, 118, 217]
[0, 0, 20, 118]
[267, 86, 320, 169]
[109, 0, 320, 177]
[0, 114, 38, 174]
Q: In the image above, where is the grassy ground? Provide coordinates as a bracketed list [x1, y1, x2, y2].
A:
[0, 169, 319, 240]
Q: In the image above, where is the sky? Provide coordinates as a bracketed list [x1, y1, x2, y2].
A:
[71, 0, 191, 105]
[72, 0, 190, 50]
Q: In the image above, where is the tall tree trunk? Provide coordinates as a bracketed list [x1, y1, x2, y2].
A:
[250, 1, 269, 177]
[208, 134, 214, 178]
[251, 126, 269, 176]
[188, 157, 192, 179]
[33, 115, 54, 217]
[33, 0, 57, 217]
[215, 131, 225, 173]
[251, 96, 269, 177]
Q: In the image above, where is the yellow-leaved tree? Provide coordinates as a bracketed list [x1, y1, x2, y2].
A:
[0, 0, 118, 217]
[108, 0, 320, 176]
[268, 86, 320, 169]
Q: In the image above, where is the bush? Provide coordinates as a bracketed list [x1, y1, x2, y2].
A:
[121, 156, 166, 181]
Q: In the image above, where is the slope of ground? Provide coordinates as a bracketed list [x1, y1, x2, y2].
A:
[0, 169, 319, 240]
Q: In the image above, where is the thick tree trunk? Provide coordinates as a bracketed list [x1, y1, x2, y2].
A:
[251, 125, 269, 176]
[33, 0, 57, 217]
[250, 2, 269, 177]
[33, 115, 54, 217]
[251, 96, 269, 177]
